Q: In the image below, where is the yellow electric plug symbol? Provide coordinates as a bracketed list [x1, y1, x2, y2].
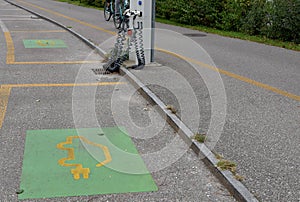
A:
[57, 136, 112, 180]
[36, 40, 55, 47]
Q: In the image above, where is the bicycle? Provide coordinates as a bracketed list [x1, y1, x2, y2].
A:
[113, 0, 129, 29]
[104, 0, 114, 21]
[103, 10, 144, 72]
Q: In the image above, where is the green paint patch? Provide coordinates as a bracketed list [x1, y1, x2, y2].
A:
[19, 127, 157, 200]
[23, 39, 67, 48]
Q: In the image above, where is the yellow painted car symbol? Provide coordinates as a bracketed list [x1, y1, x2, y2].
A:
[36, 40, 55, 47]
[57, 136, 112, 180]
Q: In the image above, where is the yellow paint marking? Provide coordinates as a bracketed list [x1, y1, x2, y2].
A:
[2, 82, 125, 88]
[0, 86, 11, 129]
[10, 30, 66, 33]
[0, 82, 125, 129]
[4, 32, 15, 64]
[3, 31, 101, 65]
[17, 0, 299, 102]
[2, 21, 96, 64]
[18, 0, 116, 36]
[36, 40, 55, 46]
[156, 48, 300, 102]
[57, 136, 112, 180]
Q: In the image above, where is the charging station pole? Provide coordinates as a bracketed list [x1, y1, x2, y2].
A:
[130, 0, 155, 64]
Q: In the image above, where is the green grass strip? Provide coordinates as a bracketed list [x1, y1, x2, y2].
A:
[56, 0, 300, 51]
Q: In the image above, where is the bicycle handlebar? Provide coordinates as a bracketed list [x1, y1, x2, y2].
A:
[124, 9, 142, 18]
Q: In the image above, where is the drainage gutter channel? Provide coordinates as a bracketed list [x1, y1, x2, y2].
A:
[4, 1, 258, 201]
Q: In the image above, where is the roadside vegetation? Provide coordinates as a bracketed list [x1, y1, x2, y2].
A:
[193, 133, 207, 143]
[57, 0, 300, 51]
[215, 153, 245, 181]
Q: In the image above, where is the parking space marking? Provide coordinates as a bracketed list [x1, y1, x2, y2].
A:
[17, 0, 116, 36]
[16, 0, 300, 102]
[0, 21, 14, 65]
[4, 31, 15, 64]
[0, 19, 9, 31]
[0, 82, 126, 129]
[0, 86, 11, 129]
[2, 31, 101, 64]
[19, 127, 157, 199]
[23, 39, 67, 48]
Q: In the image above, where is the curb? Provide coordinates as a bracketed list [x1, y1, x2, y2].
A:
[5, 1, 258, 201]
[120, 69, 258, 202]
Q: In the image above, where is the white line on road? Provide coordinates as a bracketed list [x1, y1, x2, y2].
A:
[0, 19, 8, 32]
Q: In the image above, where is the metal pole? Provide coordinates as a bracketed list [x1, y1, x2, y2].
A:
[151, 0, 155, 62]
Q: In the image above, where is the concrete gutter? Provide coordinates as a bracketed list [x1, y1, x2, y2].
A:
[5, 1, 258, 201]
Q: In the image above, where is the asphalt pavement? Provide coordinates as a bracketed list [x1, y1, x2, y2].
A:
[0, 0, 236, 201]
[1, 0, 300, 201]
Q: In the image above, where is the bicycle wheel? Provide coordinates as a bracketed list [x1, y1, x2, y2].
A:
[113, 15, 122, 29]
[104, 0, 112, 21]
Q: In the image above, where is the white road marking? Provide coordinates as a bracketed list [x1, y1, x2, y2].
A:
[0, 19, 9, 32]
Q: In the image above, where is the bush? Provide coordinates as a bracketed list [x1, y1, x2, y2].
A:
[66, 0, 299, 44]
[240, 0, 270, 35]
[268, 0, 300, 43]
[78, 0, 102, 7]
[156, 0, 299, 44]
[156, 0, 199, 25]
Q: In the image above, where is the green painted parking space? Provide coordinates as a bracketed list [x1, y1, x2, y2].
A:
[19, 127, 157, 200]
[23, 39, 67, 48]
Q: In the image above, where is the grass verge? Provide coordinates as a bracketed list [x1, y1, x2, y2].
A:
[56, 0, 299, 51]
[156, 18, 300, 52]
[57, 0, 102, 10]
